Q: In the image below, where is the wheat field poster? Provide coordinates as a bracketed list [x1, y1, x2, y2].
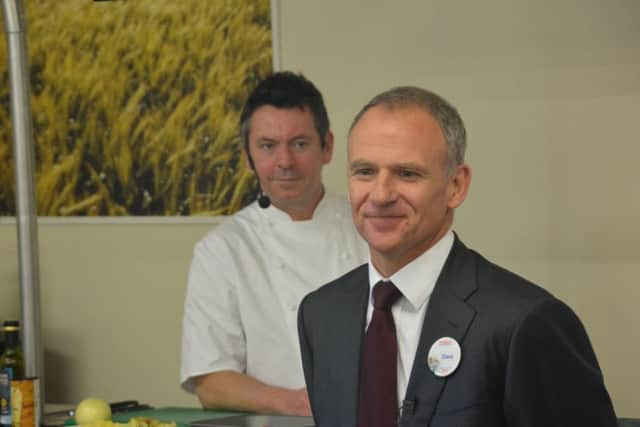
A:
[0, 0, 272, 216]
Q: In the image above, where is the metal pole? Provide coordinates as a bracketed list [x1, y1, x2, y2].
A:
[270, 0, 281, 71]
[1, 0, 45, 421]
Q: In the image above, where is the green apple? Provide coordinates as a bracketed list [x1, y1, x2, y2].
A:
[75, 398, 112, 425]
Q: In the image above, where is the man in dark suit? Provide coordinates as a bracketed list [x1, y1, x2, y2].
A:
[298, 86, 617, 426]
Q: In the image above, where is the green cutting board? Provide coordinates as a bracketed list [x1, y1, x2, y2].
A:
[117, 407, 245, 427]
[67, 407, 244, 427]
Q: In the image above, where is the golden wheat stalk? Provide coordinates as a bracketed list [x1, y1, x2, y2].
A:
[0, 0, 271, 216]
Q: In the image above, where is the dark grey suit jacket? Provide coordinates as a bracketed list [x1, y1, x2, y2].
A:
[298, 236, 617, 426]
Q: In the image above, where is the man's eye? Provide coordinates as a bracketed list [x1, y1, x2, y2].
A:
[398, 170, 419, 178]
[291, 140, 309, 150]
[259, 142, 275, 151]
[353, 168, 374, 176]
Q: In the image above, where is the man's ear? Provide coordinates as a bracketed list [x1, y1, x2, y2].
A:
[322, 131, 334, 164]
[447, 164, 471, 209]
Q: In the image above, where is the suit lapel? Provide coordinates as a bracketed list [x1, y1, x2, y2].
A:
[401, 237, 478, 424]
[332, 266, 369, 427]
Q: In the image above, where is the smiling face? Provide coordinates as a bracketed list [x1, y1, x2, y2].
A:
[347, 105, 470, 276]
[246, 105, 334, 220]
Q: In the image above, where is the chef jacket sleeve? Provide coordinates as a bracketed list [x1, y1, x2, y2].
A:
[180, 235, 246, 392]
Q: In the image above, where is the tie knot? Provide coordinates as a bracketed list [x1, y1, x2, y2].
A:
[372, 281, 401, 309]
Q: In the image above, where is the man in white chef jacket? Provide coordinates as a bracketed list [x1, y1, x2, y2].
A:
[180, 72, 368, 415]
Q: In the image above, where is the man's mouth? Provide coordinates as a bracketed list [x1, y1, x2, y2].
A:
[270, 175, 302, 181]
[364, 214, 405, 229]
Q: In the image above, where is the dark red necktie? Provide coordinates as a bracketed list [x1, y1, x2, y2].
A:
[358, 280, 402, 427]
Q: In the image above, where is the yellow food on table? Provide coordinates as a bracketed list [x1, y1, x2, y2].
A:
[75, 398, 112, 424]
[81, 417, 177, 427]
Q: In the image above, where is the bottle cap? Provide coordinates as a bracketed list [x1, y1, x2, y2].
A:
[2, 320, 20, 332]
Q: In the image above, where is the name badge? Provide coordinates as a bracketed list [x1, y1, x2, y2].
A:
[427, 336, 461, 377]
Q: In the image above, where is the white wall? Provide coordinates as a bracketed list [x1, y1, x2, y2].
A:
[1, 222, 210, 406]
[1, 0, 639, 417]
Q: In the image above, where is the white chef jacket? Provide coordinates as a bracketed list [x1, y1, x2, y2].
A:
[180, 192, 368, 392]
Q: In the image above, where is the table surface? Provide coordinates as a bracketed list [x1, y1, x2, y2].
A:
[112, 407, 244, 427]
[45, 406, 244, 427]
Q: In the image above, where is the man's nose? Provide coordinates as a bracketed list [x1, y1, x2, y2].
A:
[276, 146, 294, 169]
[370, 172, 397, 205]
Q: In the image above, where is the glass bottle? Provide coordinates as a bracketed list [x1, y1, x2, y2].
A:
[0, 321, 24, 380]
[0, 321, 24, 427]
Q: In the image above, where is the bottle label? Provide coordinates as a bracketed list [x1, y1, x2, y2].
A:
[0, 369, 11, 426]
[11, 379, 36, 427]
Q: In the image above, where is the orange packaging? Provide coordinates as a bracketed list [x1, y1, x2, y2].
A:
[10, 378, 39, 427]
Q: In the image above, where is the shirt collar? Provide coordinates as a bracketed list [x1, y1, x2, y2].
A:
[261, 189, 329, 224]
[368, 230, 455, 310]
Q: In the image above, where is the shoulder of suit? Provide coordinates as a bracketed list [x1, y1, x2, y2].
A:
[464, 246, 556, 311]
[448, 244, 581, 351]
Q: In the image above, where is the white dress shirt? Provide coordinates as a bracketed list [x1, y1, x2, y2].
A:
[366, 230, 454, 405]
